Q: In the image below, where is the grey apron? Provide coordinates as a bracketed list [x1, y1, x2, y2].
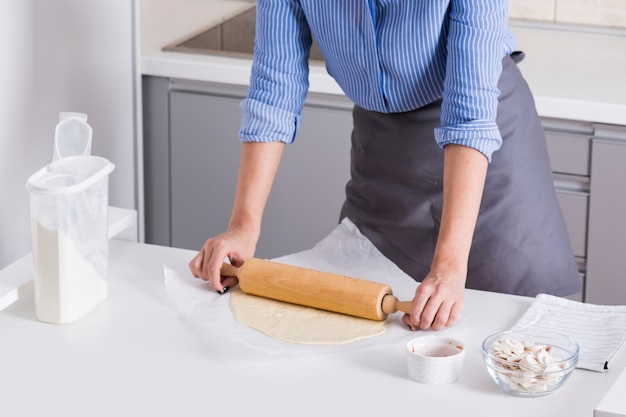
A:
[340, 52, 581, 297]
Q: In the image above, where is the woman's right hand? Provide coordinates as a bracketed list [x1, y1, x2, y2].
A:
[188, 228, 258, 293]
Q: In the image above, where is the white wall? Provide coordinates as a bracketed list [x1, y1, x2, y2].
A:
[509, 0, 626, 29]
[0, 0, 137, 269]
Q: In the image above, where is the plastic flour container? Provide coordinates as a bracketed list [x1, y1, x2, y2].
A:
[26, 113, 115, 324]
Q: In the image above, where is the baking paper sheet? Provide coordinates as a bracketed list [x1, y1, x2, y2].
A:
[164, 218, 458, 355]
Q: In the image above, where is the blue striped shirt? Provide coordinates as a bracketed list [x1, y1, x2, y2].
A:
[240, 0, 516, 161]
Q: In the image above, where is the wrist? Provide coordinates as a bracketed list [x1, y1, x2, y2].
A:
[228, 215, 261, 241]
[430, 247, 469, 282]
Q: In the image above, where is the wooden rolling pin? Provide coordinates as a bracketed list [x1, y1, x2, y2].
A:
[221, 258, 412, 321]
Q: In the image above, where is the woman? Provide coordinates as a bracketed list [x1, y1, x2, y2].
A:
[189, 0, 581, 331]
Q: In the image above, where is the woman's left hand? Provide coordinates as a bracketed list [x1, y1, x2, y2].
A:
[402, 267, 466, 331]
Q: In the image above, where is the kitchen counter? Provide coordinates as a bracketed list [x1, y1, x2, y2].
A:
[1, 238, 625, 416]
[140, 0, 626, 125]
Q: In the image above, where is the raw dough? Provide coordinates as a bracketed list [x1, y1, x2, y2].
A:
[230, 289, 385, 345]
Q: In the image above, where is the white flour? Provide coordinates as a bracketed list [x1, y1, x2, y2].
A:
[33, 221, 107, 324]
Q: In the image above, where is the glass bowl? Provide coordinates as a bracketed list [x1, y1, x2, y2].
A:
[482, 329, 579, 397]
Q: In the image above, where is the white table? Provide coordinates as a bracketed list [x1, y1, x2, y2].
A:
[1, 239, 624, 417]
[596, 366, 626, 417]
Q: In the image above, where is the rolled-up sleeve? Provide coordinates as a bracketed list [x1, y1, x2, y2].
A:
[434, 0, 514, 161]
[239, 0, 312, 144]
[240, 98, 302, 143]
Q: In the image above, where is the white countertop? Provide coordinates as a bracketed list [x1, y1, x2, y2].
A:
[596, 366, 626, 417]
[139, 0, 626, 126]
[139, 0, 340, 95]
[1, 238, 625, 416]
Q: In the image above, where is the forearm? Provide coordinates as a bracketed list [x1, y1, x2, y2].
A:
[228, 141, 286, 239]
[432, 144, 488, 275]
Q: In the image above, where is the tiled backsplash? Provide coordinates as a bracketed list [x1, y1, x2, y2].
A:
[509, 0, 626, 29]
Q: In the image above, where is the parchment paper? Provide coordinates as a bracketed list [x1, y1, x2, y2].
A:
[164, 218, 457, 355]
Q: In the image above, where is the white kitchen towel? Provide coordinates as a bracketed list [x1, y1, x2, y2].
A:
[512, 293, 626, 372]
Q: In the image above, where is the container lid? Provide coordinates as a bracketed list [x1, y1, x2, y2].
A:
[26, 112, 114, 195]
[26, 156, 114, 195]
[53, 112, 93, 161]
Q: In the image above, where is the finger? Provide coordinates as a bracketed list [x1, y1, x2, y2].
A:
[188, 251, 204, 279]
[202, 239, 226, 292]
[402, 314, 418, 331]
[200, 246, 212, 281]
[207, 257, 224, 294]
[428, 302, 452, 331]
[418, 295, 447, 330]
[446, 300, 463, 327]
[410, 286, 433, 328]
[219, 275, 240, 293]
[207, 252, 226, 293]
[418, 303, 436, 330]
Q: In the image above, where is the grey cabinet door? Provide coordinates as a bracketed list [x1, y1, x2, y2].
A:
[586, 134, 626, 305]
[169, 90, 241, 253]
[543, 119, 626, 305]
[260, 102, 353, 258]
[169, 89, 353, 259]
[142, 76, 171, 246]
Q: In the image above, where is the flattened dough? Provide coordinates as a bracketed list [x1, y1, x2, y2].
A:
[230, 289, 385, 345]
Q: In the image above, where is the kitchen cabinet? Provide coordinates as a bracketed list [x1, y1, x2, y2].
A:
[543, 118, 626, 304]
[585, 125, 626, 305]
[142, 76, 352, 259]
[142, 75, 626, 304]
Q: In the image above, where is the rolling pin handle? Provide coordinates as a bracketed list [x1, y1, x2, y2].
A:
[381, 294, 413, 316]
[220, 262, 239, 278]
